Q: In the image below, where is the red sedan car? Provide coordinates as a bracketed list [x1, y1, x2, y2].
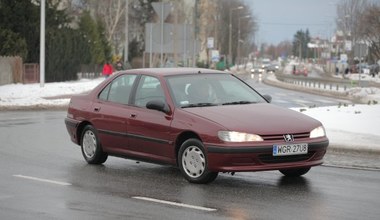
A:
[65, 68, 328, 184]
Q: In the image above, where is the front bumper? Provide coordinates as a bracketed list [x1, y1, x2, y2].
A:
[206, 140, 329, 172]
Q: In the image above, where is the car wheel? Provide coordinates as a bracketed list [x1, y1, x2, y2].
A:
[81, 125, 108, 164]
[279, 167, 311, 177]
[178, 139, 218, 184]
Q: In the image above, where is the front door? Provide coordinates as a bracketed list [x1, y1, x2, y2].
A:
[127, 75, 174, 163]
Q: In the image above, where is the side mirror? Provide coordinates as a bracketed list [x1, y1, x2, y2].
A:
[146, 100, 170, 114]
[262, 94, 272, 103]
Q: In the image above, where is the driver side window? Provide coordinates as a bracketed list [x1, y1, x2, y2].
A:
[134, 75, 165, 108]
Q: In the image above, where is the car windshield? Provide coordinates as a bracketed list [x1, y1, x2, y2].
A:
[166, 73, 266, 108]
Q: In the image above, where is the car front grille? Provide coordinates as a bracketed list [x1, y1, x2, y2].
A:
[261, 132, 310, 141]
[259, 151, 315, 164]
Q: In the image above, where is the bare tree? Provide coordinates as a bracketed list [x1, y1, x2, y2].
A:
[335, 0, 369, 44]
[357, 2, 380, 61]
[216, 0, 257, 63]
[96, 0, 127, 42]
[77, 0, 127, 55]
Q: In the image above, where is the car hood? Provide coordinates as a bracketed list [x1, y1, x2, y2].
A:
[181, 103, 321, 135]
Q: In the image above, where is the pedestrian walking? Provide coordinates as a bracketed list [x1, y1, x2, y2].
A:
[115, 60, 124, 71]
[102, 62, 113, 78]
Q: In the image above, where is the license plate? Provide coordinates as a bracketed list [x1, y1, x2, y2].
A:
[273, 143, 308, 156]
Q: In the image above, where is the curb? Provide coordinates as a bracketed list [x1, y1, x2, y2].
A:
[328, 144, 380, 155]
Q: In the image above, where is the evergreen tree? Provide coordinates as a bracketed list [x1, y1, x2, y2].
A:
[0, 29, 27, 59]
[0, 0, 40, 62]
[292, 29, 311, 59]
[79, 11, 107, 64]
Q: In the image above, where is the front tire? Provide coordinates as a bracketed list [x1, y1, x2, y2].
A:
[279, 167, 311, 177]
[81, 125, 108, 164]
[178, 138, 218, 184]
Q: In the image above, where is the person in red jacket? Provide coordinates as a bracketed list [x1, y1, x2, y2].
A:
[102, 62, 113, 78]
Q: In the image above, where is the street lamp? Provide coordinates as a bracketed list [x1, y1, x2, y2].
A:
[237, 15, 251, 69]
[228, 6, 244, 67]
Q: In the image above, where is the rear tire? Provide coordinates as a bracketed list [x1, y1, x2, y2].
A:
[80, 125, 108, 164]
[178, 138, 218, 184]
[279, 167, 311, 177]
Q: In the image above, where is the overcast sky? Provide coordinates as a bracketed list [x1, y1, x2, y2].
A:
[244, 0, 341, 45]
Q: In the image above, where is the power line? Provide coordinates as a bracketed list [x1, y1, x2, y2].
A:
[259, 22, 328, 26]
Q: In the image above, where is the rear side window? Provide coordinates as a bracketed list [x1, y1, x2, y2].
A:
[98, 74, 137, 104]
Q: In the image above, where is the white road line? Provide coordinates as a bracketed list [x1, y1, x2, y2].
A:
[13, 175, 72, 186]
[132, 196, 217, 212]
[322, 164, 380, 172]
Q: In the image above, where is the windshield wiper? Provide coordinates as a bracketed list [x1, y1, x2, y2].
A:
[181, 103, 218, 108]
[222, 101, 256, 105]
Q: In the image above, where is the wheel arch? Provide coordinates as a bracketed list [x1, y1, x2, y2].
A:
[174, 131, 201, 166]
[76, 121, 92, 145]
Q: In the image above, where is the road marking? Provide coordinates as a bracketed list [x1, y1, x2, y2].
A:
[132, 196, 217, 212]
[13, 175, 72, 186]
[322, 164, 380, 172]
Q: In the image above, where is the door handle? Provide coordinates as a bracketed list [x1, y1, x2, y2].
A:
[130, 113, 137, 118]
[94, 107, 101, 112]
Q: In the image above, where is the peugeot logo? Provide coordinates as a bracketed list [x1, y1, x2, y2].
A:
[283, 134, 294, 142]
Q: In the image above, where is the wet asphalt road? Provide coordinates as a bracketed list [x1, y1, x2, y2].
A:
[0, 108, 379, 219]
[244, 74, 354, 108]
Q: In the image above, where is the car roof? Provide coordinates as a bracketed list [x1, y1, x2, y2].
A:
[119, 67, 227, 77]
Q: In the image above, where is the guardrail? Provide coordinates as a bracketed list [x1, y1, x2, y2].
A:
[275, 73, 380, 91]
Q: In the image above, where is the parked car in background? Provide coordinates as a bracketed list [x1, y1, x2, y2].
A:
[368, 64, 379, 77]
[65, 68, 328, 184]
[293, 65, 308, 76]
[354, 63, 370, 74]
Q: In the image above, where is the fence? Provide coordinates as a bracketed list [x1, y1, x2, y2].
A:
[0, 56, 23, 85]
[23, 64, 39, 83]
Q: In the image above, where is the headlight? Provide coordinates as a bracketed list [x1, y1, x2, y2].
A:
[218, 131, 263, 142]
[310, 126, 326, 138]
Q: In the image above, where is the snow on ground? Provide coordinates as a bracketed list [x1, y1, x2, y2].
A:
[0, 78, 104, 107]
[292, 104, 380, 152]
[0, 76, 379, 152]
[332, 70, 380, 83]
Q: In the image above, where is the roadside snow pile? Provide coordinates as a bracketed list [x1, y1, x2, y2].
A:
[347, 87, 380, 103]
[0, 78, 103, 108]
[292, 104, 380, 152]
[345, 73, 380, 83]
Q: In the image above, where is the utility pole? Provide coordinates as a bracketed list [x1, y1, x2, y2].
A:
[193, 0, 199, 67]
[228, 6, 243, 67]
[124, 0, 129, 66]
[39, 0, 45, 87]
